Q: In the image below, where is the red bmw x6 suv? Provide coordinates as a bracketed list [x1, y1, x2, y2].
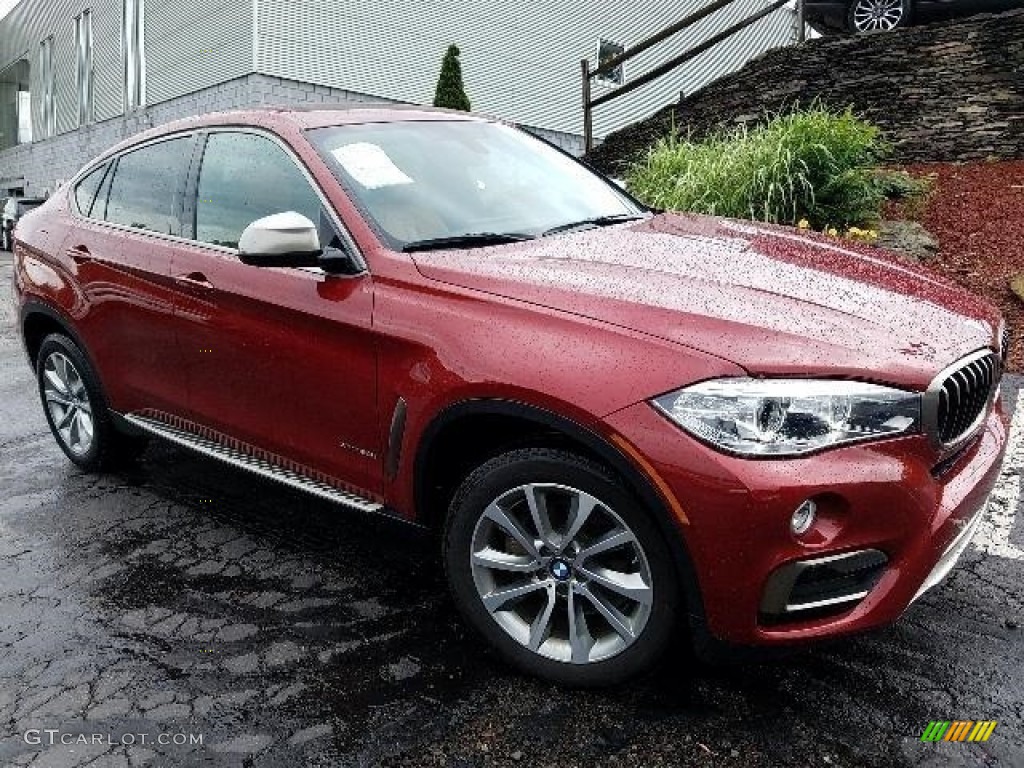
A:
[12, 107, 1009, 685]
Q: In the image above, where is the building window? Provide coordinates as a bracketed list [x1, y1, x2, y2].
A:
[38, 37, 55, 139]
[0, 59, 32, 149]
[123, 0, 146, 110]
[18, 91, 33, 143]
[76, 10, 94, 125]
[596, 39, 625, 86]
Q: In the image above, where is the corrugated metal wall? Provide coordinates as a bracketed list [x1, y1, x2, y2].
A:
[255, 0, 797, 137]
[145, 0, 253, 104]
[0, 0, 253, 139]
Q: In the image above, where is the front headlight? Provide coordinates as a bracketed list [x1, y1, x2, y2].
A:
[652, 378, 921, 457]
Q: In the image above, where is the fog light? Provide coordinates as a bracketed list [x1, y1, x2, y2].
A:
[791, 499, 817, 536]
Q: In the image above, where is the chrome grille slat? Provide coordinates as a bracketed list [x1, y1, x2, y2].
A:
[931, 350, 1000, 447]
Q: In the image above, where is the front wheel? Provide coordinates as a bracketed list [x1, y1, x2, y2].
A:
[848, 0, 912, 32]
[444, 448, 679, 686]
[36, 333, 148, 471]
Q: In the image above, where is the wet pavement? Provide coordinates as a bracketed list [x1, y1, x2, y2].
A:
[1, 252, 1022, 768]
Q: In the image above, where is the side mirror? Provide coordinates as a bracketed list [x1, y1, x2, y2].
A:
[238, 211, 322, 268]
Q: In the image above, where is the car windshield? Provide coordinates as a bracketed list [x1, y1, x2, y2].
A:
[308, 120, 644, 250]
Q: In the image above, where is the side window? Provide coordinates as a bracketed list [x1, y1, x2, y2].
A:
[105, 136, 193, 234]
[74, 163, 108, 217]
[196, 132, 322, 249]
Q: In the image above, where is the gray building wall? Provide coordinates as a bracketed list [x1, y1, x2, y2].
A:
[0, 71, 583, 195]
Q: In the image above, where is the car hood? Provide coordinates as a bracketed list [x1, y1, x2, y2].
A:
[409, 213, 1000, 388]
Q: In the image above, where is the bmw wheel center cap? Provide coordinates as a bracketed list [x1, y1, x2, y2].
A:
[549, 558, 572, 582]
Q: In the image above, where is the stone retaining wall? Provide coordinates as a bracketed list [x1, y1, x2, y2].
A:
[587, 9, 1024, 173]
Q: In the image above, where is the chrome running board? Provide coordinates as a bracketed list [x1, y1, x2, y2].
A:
[121, 413, 384, 515]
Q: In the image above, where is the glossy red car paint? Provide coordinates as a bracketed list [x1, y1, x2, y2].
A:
[12, 107, 1009, 652]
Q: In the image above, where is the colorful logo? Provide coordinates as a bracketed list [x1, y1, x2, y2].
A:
[921, 721, 998, 742]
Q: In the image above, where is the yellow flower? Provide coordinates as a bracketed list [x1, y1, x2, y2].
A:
[797, 218, 810, 230]
[826, 227, 838, 238]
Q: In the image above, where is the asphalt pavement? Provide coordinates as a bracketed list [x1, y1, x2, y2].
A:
[1, 252, 1022, 767]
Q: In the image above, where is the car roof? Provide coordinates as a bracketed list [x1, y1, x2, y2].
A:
[87, 104, 487, 170]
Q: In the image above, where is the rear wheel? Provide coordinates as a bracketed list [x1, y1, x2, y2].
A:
[36, 333, 148, 471]
[444, 448, 679, 686]
[848, 0, 911, 32]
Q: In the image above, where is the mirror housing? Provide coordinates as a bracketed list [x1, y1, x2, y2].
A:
[238, 212, 322, 268]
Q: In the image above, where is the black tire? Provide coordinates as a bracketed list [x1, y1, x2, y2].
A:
[36, 333, 149, 472]
[847, 0, 912, 33]
[443, 448, 679, 686]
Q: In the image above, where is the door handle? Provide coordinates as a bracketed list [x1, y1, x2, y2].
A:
[66, 244, 91, 264]
[174, 271, 214, 289]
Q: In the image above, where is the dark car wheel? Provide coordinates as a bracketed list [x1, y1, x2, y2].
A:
[36, 333, 149, 472]
[848, 0, 911, 32]
[444, 448, 679, 686]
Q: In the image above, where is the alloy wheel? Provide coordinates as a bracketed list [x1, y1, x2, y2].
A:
[42, 351, 95, 456]
[851, 0, 905, 32]
[469, 483, 654, 665]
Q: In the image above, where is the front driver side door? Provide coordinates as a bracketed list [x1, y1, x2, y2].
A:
[167, 129, 381, 499]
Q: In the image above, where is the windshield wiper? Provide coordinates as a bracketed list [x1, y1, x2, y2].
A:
[541, 213, 647, 238]
[401, 232, 535, 253]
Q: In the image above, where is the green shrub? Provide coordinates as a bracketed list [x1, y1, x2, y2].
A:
[433, 44, 471, 112]
[626, 106, 891, 229]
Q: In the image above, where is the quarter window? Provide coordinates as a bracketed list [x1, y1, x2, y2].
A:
[105, 137, 192, 233]
[74, 163, 108, 217]
[195, 132, 322, 249]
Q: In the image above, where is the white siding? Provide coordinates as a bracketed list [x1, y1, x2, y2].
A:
[0, 0, 127, 132]
[255, 0, 797, 137]
[92, 0, 126, 121]
[0, 0, 253, 137]
[144, 0, 253, 104]
[1, 0, 796, 144]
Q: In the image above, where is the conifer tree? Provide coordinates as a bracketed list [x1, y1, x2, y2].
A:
[433, 44, 471, 112]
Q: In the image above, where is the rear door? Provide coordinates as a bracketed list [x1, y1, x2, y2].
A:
[65, 134, 196, 415]
[167, 129, 381, 496]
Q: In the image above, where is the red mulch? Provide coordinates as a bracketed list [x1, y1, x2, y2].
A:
[892, 161, 1024, 371]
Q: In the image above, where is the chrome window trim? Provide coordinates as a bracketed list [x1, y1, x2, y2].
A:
[922, 347, 1000, 453]
[65, 126, 368, 276]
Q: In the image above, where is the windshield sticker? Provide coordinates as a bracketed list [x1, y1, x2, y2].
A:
[330, 142, 414, 189]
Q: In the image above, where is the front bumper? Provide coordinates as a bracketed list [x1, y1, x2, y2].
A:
[605, 396, 1009, 646]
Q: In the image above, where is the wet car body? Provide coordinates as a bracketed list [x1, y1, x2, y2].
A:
[11, 107, 1009, 683]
